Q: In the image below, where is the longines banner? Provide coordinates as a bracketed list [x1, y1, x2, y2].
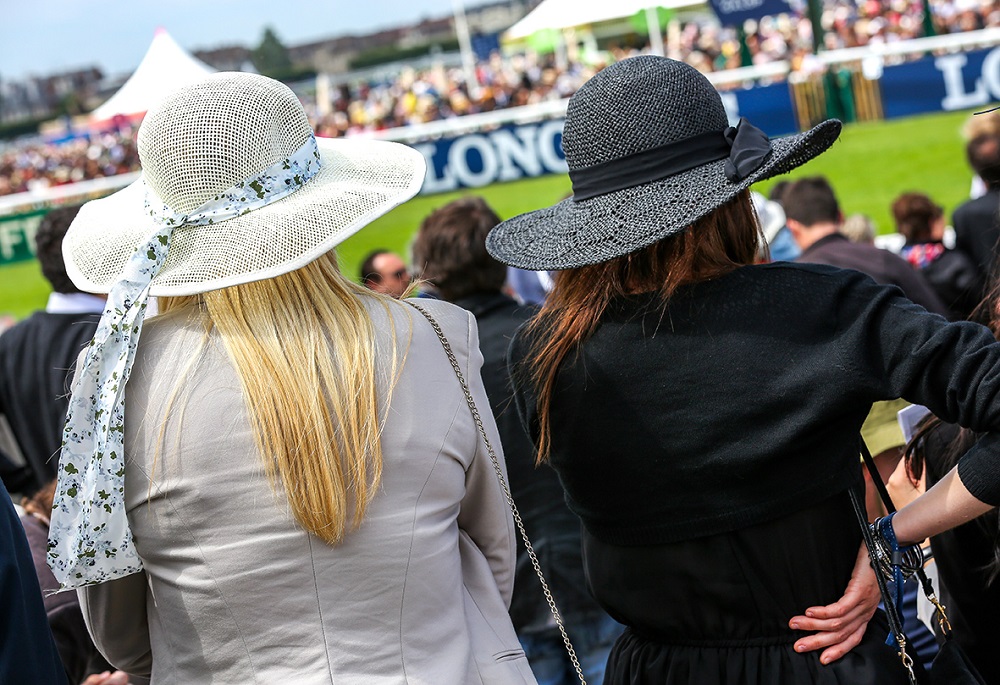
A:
[879, 44, 1000, 118]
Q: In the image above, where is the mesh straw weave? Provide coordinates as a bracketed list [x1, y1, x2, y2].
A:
[486, 56, 841, 271]
[63, 72, 426, 296]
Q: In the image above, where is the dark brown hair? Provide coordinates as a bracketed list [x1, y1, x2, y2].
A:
[411, 196, 506, 301]
[891, 192, 943, 243]
[781, 176, 841, 227]
[967, 134, 1000, 187]
[21, 479, 57, 521]
[527, 190, 760, 462]
[35, 205, 83, 294]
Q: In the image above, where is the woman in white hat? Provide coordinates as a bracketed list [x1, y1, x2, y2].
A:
[48, 72, 536, 684]
[487, 56, 1000, 684]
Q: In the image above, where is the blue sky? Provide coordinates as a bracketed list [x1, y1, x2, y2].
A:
[0, 0, 489, 81]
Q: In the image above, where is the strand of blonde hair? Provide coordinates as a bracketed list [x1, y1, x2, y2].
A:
[159, 251, 400, 544]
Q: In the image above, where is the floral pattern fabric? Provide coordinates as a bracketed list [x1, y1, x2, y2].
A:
[48, 135, 323, 590]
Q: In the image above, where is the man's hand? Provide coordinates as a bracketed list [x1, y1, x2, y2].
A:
[788, 542, 879, 665]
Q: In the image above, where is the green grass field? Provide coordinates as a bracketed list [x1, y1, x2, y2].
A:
[0, 107, 979, 321]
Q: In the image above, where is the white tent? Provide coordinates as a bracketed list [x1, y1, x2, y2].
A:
[505, 0, 703, 41]
[90, 28, 215, 122]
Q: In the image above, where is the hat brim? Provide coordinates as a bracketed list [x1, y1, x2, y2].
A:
[486, 119, 842, 271]
[63, 137, 426, 296]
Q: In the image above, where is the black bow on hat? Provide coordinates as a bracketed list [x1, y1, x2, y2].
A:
[570, 118, 773, 201]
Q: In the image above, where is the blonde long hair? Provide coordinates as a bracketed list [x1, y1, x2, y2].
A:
[158, 250, 400, 544]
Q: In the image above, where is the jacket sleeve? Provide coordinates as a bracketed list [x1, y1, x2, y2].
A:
[77, 571, 152, 676]
[843, 273, 1000, 505]
[888, 253, 953, 318]
[455, 311, 517, 607]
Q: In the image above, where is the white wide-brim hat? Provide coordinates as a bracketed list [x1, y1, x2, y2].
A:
[63, 72, 426, 297]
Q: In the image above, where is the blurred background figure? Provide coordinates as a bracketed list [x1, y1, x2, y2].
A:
[359, 248, 412, 298]
[890, 275, 1000, 683]
[506, 267, 554, 306]
[752, 190, 799, 262]
[784, 176, 952, 318]
[20, 482, 141, 685]
[841, 213, 877, 245]
[953, 134, 1000, 291]
[859, 400, 939, 674]
[962, 109, 1000, 200]
[412, 196, 622, 685]
[0, 204, 136, 684]
[893, 192, 981, 321]
[0, 205, 103, 498]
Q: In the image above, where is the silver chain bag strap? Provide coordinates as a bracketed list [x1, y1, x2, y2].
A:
[406, 301, 587, 685]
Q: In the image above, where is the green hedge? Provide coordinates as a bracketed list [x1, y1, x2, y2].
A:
[0, 115, 50, 141]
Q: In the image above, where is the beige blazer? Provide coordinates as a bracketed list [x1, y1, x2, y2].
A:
[77, 296, 536, 685]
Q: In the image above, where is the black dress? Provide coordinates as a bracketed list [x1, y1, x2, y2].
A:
[586, 492, 908, 684]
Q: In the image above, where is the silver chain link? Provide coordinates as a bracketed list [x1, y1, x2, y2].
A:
[408, 302, 587, 685]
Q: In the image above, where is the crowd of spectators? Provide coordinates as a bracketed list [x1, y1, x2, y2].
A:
[0, 130, 140, 196]
[1, 0, 997, 196]
[681, 0, 998, 73]
[310, 52, 597, 137]
[309, 0, 998, 135]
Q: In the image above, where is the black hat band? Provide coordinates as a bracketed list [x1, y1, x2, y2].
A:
[570, 118, 773, 202]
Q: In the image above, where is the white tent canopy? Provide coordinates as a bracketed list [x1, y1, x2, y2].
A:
[90, 28, 215, 121]
[505, 0, 702, 40]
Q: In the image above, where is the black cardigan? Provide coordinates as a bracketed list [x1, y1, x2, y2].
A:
[509, 262, 1000, 546]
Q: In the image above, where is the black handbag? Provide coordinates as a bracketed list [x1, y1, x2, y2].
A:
[850, 436, 986, 685]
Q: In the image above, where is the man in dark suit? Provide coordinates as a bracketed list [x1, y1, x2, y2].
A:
[783, 176, 951, 318]
[953, 134, 1000, 288]
[0, 206, 103, 496]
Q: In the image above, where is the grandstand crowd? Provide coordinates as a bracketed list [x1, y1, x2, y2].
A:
[1, 0, 997, 196]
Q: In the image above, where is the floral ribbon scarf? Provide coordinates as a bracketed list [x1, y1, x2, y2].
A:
[47, 135, 323, 590]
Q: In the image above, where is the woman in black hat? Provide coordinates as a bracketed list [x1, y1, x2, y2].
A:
[487, 56, 1000, 684]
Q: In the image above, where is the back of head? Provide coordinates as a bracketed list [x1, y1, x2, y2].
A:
[781, 177, 840, 227]
[963, 110, 1000, 141]
[360, 249, 389, 286]
[412, 197, 505, 301]
[892, 193, 941, 242]
[841, 214, 876, 244]
[967, 134, 1000, 187]
[768, 180, 791, 205]
[35, 205, 83, 293]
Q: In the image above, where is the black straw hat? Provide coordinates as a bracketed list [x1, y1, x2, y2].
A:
[486, 56, 841, 271]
